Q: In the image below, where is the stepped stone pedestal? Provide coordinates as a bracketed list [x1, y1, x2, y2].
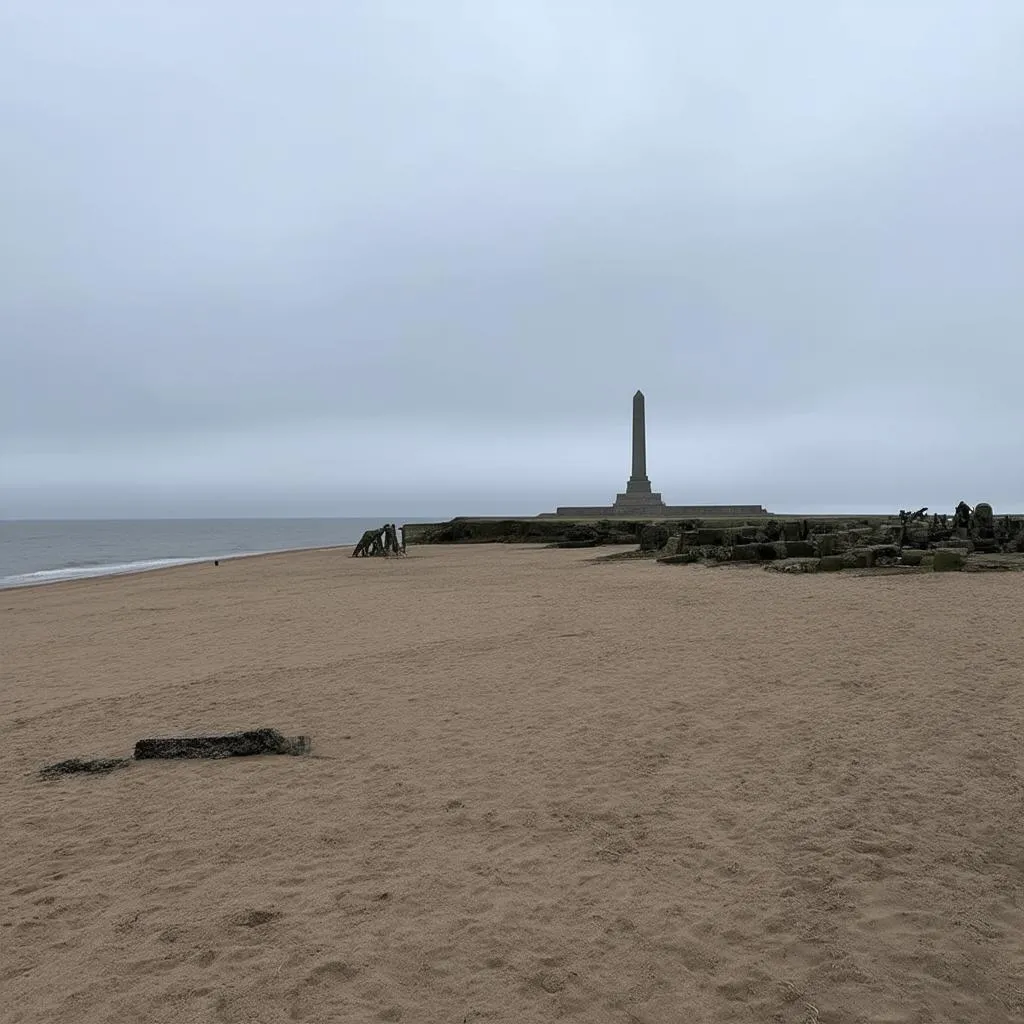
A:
[611, 491, 668, 515]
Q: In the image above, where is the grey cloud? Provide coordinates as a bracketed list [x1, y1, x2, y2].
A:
[2, 1, 1023, 516]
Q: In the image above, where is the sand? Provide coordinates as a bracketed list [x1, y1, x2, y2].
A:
[2, 544, 1023, 1024]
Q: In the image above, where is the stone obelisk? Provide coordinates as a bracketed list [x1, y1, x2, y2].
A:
[626, 389, 651, 494]
[544, 388, 770, 517]
[612, 389, 666, 514]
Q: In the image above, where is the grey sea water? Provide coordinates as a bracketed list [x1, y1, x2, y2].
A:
[0, 519, 414, 589]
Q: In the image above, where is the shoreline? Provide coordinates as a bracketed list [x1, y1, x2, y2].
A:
[0, 542, 356, 594]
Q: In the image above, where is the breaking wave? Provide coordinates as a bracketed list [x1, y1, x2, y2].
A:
[0, 556, 226, 590]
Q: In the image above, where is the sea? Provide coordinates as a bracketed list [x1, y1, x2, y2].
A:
[0, 519, 416, 590]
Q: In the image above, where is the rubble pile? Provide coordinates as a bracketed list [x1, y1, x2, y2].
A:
[655, 502, 1024, 573]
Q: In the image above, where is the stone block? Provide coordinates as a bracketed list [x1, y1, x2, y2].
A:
[814, 535, 837, 557]
[974, 502, 994, 536]
[784, 541, 816, 558]
[695, 529, 726, 546]
[657, 551, 700, 565]
[843, 545, 900, 569]
[972, 538, 1000, 554]
[639, 524, 671, 551]
[730, 544, 763, 561]
[782, 521, 803, 542]
[134, 728, 310, 760]
[932, 550, 964, 572]
[765, 557, 820, 573]
[39, 757, 132, 779]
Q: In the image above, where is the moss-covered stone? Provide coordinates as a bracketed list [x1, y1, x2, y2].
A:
[656, 551, 700, 565]
[565, 524, 599, 543]
[730, 543, 763, 561]
[765, 557, 821, 573]
[134, 728, 311, 760]
[639, 523, 671, 551]
[785, 540, 816, 558]
[974, 502, 995, 536]
[39, 757, 132, 779]
[695, 529, 726, 546]
[843, 545, 900, 569]
[815, 535, 837, 557]
[818, 555, 845, 572]
[782, 521, 803, 542]
[932, 549, 964, 572]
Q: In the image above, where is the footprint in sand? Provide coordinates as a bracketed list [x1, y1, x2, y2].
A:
[230, 908, 281, 927]
[307, 960, 360, 983]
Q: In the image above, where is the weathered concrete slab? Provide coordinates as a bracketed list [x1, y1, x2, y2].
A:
[39, 757, 132, 779]
[133, 728, 310, 760]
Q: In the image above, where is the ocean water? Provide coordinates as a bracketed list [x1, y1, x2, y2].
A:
[0, 519, 410, 590]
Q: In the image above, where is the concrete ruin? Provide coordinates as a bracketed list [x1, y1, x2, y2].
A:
[653, 501, 1024, 572]
[38, 728, 311, 779]
[352, 523, 405, 557]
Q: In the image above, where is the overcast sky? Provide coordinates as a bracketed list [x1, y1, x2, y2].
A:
[2, 2, 1022, 518]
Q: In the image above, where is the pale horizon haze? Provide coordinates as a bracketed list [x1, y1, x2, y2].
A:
[3, 2, 1023, 519]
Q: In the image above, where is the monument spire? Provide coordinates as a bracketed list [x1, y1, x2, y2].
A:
[626, 389, 651, 494]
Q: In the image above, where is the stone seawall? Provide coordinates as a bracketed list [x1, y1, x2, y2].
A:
[403, 504, 1024, 558]
[404, 514, 773, 547]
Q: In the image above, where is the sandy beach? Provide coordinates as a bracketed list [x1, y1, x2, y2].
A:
[2, 544, 1023, 1023]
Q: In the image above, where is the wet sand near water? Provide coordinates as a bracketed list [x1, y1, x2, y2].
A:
[3, 544, 1023, 1023]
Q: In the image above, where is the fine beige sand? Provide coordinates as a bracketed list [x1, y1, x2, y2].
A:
[3, 544, 1023, 1024]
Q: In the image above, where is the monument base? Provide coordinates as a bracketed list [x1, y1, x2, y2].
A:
[612, 492, 667, 515]
[544, 503, 770, 518]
